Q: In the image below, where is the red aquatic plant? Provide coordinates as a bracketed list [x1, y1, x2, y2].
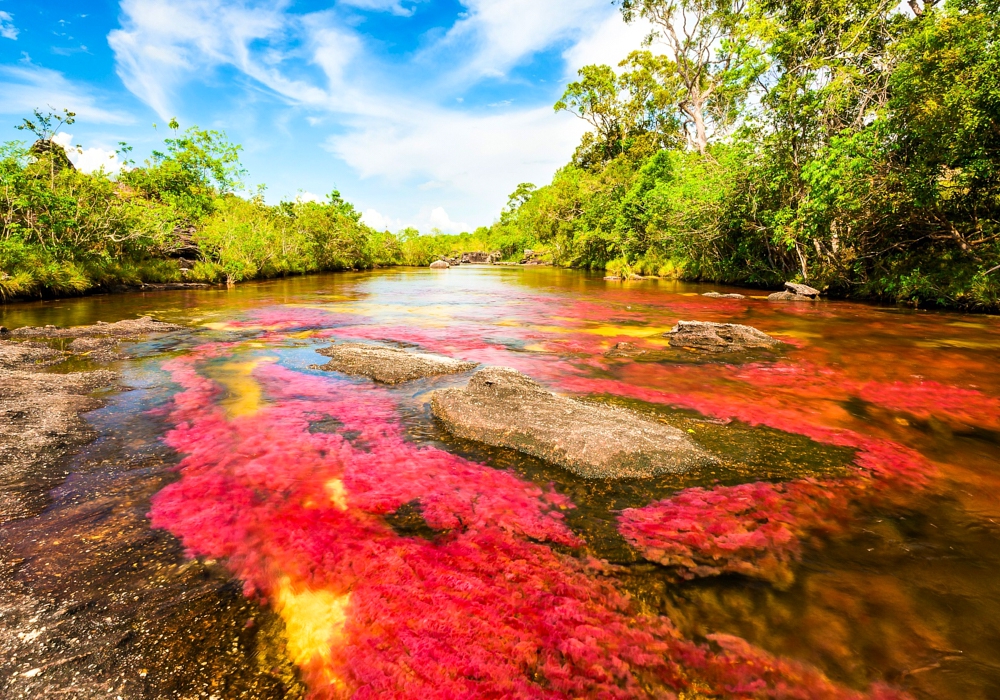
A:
[618, 479, 853, 587]
[150, 344, 911, 699]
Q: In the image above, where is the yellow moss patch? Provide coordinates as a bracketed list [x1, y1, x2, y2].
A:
[326, 479, 348, 511]
[275, 580, 351, 672]
[207, 356, 279, 418]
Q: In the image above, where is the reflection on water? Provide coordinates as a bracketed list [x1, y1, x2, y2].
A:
[2, 267, 999, 698]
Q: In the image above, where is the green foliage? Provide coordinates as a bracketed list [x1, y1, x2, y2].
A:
[0, 121, 405, 299]
[492, 0, 999, 310]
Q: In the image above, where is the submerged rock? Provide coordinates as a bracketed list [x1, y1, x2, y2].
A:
[312, 343, 478, 384]
[605, 342, 648, 358]
[431, 367, 715, 479]
[9, 316, 182, 339]
[665, 320, 780, 353]
[429, 260, 450, 269]
[702, 291, 747, 299]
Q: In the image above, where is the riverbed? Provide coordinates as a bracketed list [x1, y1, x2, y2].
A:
[1, 267, 998, 699]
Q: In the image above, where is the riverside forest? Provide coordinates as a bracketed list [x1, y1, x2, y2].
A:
[1, 0, 998, 309]
[1, 1, 1000, 700]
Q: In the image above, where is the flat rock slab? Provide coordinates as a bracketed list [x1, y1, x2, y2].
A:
[702, 291, 747, 299]
[0, 340, 117, 522]
[785, 281, 821, 297]
[665, 320, 780, 353]
[768, 291, 814, 301]
[8, 316, 182, 339]
[312, 343, 478, 384]
[431, 367, 715, 479]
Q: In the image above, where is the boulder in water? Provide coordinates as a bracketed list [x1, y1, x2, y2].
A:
[429, 260, 450, 269]
[768, 291, 813, 301]
[703, 291, 747, 299]
[665, 320, 780, 353]
[605, 342, 647, 358]
[312, 343, 477, 384]
[784, 282, 821, 298]
[431, 367, 715, 479]
[9, 316, 182, 339]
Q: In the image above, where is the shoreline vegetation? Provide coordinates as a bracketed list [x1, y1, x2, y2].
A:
[2, 0, 998, 310]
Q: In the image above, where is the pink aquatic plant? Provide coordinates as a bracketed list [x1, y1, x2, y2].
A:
[618, 479, 851, 587]
[149, 343, 912, 699]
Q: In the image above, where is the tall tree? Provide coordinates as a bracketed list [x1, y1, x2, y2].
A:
[618, 0, 758, 155]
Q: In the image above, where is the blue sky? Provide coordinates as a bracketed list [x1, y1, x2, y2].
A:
[0, 0, 648, 232]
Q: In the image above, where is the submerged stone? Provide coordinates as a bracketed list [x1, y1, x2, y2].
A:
[0, 340, 117, 521]
[702, 291, 747, 299]
[430, 367, 715, 479]
[768, 291, 813, 301]
[312, 343, 478, 384]
[605, 341, 648, 358]
[10, 315, 182, 338]
[665, 320, 780, 353]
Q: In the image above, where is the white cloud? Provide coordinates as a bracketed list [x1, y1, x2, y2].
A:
[52, 132, 122, 174]
[327, 105, 584, 207]
[0, 11, 18, 41]
[108, 0, 291, 119]
[427, 206, 467, 233]
[431, 0, 610, 82]
[360, 208, 400, 231]
[338, 0, 416, 17]
[562, 12, 652, 72]
[295, 190, 323, 203]
[106, 0, 641, 226]
[0, 64, 133, 124]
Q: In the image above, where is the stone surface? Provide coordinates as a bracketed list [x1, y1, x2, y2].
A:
[429, 260, 450, 269]
[9, 316, 182, 339]
[0, 341, 117, 522]
[431, 367, 715, 479]
[784, 282, 821, 297]
[665, 320, 781, 353]
[703, 291, 747, 299]
[312, 343, 478, 384]
[605, 342, 648, 358]
[768, 291, 814, 301]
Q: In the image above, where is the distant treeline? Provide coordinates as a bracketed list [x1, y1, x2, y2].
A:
[467, 0, 999, 310]
[0, 112, 472, 300]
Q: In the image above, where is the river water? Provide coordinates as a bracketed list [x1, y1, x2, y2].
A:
[2, 267, 999, 699]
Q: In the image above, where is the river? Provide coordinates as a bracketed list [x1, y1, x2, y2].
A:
[1, 266, 998, 699]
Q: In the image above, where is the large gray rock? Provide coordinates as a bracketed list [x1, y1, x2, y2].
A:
[784, 282, 821, 297]
[429, 260, 450, 269]
[431, 367, 715, 479]
[312, 343, 477, 384]
[665, 320, 780, 353]
[768, 291, 814, 301]
[9, 316, 181, 339]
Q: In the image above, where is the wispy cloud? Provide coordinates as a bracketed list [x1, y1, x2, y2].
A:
[339, 0, 418, 18]
[0, 11, 19, 41]
[0, 64, 134, 124]
[105, 0, 638, 225]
